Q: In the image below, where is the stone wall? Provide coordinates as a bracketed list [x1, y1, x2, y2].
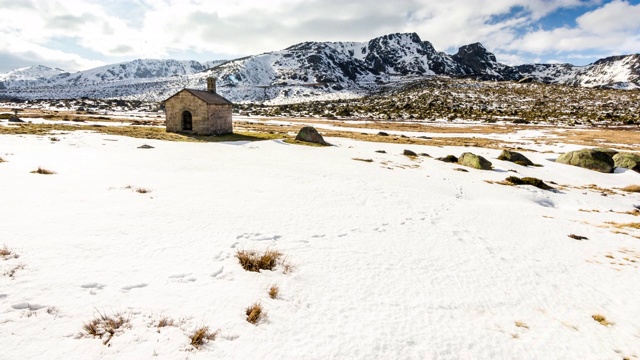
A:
[206, 104, 233, 135]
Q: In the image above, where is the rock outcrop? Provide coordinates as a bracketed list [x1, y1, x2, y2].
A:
[556, 149, 614, 173]
[458, 152, 492, 170]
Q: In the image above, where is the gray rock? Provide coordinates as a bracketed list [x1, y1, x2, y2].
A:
[8, 115, 24, 123]
[593, 148, 619, 158]
[403, 149, 417, 156]
[295, 126, 330, 146]
[556, 149, 614, 173]
[458, 152, 493, 170]
[613, 152, 640, 172]
[497, 149, 534, 166]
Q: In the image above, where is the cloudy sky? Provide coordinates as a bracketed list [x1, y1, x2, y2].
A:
[1, 0, 639, 73]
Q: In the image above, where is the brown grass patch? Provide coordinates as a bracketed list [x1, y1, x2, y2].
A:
[592, 314, 614, 326]
[268, 285, 279, 299]
[236, 249, 282, 272]
[245, 302, 264, 325]
[620, 185, 640, 193]
[606, 222, 640, 230]
[190, 326, 218, 349]
[31, 166, 56, 175]
[82, 310, 130, 345]
[0, 156, 5, 163]
[135, 187, 151, 194]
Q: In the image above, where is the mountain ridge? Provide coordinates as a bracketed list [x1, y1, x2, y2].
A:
[1, 33, 638, 103]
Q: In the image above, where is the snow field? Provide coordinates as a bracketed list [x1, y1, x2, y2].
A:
[1, 131, 639, 359]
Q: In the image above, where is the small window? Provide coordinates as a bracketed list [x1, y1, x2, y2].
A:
[182, 111, 192, 131]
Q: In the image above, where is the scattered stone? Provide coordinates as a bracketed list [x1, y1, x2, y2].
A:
[8, 115, 24, 123]
[437, 155, 458, 163]
[497, 149, 534, 166]
[453, 168, 468, 172]
[377, 131, 389, 136]
[419, 153, 431, 157]
[505, 176, 553, 190]
[352, 158, 373, 163]
[613, 152, 640, 172]
[403, 149, 417, 157]
[568, 234, 588, 241]
[400, 134, 408, 138]
[556, 149, 614, 173]
[137, 144, 154, 149]
[417, 136, 432, 139]
[295, 126, 331, 146]
[50, 137, 60, 142]
[375, 150, 387, 154]
[458, 152, 492, 170]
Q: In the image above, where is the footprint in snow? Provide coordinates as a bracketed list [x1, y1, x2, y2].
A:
[80, 282, 105, 295]
[210, 267, 224, 278]
[122, 283, 147, 291]
[12, 303, 46, 311]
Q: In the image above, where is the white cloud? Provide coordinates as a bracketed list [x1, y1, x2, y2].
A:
[0, 0, 637, 72]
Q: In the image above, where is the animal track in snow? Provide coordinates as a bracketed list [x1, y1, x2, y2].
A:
[11, 303, 46, 311]
[80, 282, 105, 295]
[236, 233, 283, 242]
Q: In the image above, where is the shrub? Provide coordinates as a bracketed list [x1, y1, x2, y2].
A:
[190, 326, 218, 349]
[31, 167, 56, 175]
[157, 317, 175, 329]
[236, 249, 282, 272]
[245, 302, 264, 324]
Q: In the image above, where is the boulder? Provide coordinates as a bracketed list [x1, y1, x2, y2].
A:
[295, 126, 330, 146]
[593, 148, 618, 158]
[403, 149, 417, 156]
[377, 131, 389, 136]
[497, 149, 534, 166]
[458, 152, 492, 170]
[556, 149, 614, 173]
[613, 152, 640, 172]
[8, 115, 24, 123]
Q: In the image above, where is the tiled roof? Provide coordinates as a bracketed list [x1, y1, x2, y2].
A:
[165, 89, 233, 105]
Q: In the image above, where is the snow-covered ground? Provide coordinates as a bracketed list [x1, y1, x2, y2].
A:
[1, 130, 640, 359]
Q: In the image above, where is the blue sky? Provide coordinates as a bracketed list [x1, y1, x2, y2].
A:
[0, 0, 639, 73]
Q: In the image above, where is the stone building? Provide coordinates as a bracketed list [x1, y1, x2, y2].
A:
[164, 78, 233, 135]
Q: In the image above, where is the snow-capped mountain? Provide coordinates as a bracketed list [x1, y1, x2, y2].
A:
[1, 33, 638, 103]
[516, 54, 640, 89]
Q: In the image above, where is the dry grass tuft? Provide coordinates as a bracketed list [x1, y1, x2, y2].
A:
[190, 326, 218, 349]
[157, 317, 175, 329]
[620, 185, 640, 193]
[31, 167, 56, 175]
[245, 302, 264, 325]
[236, 249, 282, 272]
[0, 156, 5, 163]
[268, 285, 279, 299]
[568, 234, 588, 241]
[0, 245, 18, 259]
[82, 310, 130, 345]
[352, 157, 374, 163]
[4, 263, 25, 277]
[515, 321, 529, 329]
[135, 187, 151, 194]
[592, 314, 614, 326]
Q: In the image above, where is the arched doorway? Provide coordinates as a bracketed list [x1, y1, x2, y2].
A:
[181, 111, 193, 131]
